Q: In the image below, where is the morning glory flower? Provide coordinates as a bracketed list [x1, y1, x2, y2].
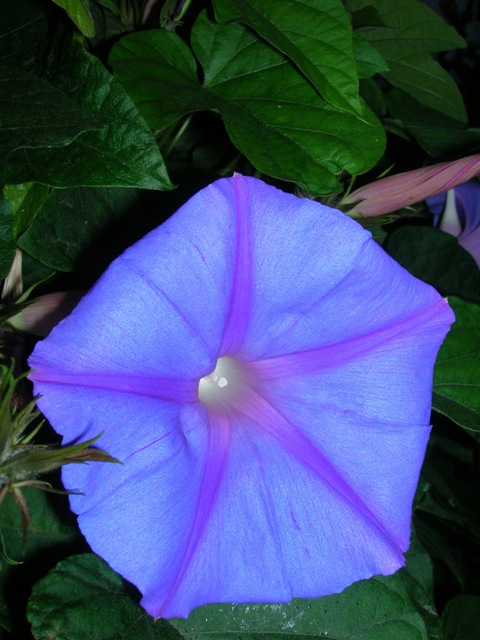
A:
[426, 180, 480, 267]
[29, 175, 454, 619]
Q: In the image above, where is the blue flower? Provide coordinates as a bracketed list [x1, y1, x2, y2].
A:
[29, 175, 454, 618]
[427, 179, 480, 267]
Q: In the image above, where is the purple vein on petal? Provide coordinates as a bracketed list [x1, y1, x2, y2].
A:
[220, 174, 253, 355]
[29, 370, 198, 403]
[155, 410, 231, 618]
[250, 298, 451, 380]
[157, 288, 214, 358]
[123, 428, 176, 461]
[121, 258, 215, 359]
[238, 385, 405, 559]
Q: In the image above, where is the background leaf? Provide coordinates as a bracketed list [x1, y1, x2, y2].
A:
[171, 573, 428, 639]
[348, 0, 467, 123]
[52, 0, 95, 37]
[384, 227, 480, 430]
[414, 424, 480, 626]
[111, 13, 385, 196]
[7, 36, 172, 190]
[0, 62, 101, 184]
[28, 554, 162, 640]
[213, 0, 364, 116]
[0, 487, 84, 636]
[111, 28, 212, 132]
[0, 0, 51, 72]
[442, 594, 480, 640]
[0, 0, 172, 191]
[2, 183, 50, 238]
[401, 532, 442, 640]
[384, 226, 480, 305]
[386, 89, 480, 159]
[352, 32, 389, 79]
[18, 187, 157, 273]
[0, 194, 15, 279]
[432, 297, 480, 431]
[193, 15, 385, 194]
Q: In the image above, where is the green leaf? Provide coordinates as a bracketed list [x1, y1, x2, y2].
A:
[52, 0, 95, 37]
[0, 0, 51, 72]
[416, 429, 480, 543]
[433, 297, 480, 431]
[383, 228, 480, 430]
[0, 0, 172, 191]
[353, 32, 389, 79]
[18, 187, 147, 273]
[110, 28, 212, 132]
[213, 0, 364, 116]
[95, 0, 120, 13]
[20, 254, 55, 295]
[360, 78, 387, 118]
[0, 487, 83, 633]
[0, 62, 102, 185]
[414, 427, 480, 599]
[111, 14, 385, 196]
[0, 193, 15, 280]
[3, 183, 51, 238]
[387, 57, 466, 124]
[172, 573, 428, 639]
[387, 89, 480, 159]
[5, 36, 172, 190]
[384, 226, 480, 305]
[401, 532, 442, 640]
[442, 595, 480, 640]
[348, 0, 467, 122]
[86, 0, 131, 49]
[28, 554, 162, 640]
[194, 15, 385, 194]
[0, 487, 81, 564]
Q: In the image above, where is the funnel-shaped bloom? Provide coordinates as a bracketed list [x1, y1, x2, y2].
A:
[426, 180, 480, 267]
[29, 175, 453, 619]
[341, 154, 480, 216]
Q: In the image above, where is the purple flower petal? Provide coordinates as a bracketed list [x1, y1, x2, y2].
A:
[455, 181, 480, 236]
[460, 226, 480, 266]
[29, 175, 454, 618]
[426, 179, 480, 267]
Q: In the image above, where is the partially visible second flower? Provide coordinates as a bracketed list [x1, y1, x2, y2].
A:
[28, 175, 454, 619]
[426, 179, 480, 267]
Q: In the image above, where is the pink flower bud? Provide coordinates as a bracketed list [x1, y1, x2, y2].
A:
[8, 292, 84, 337]
[341, 154, 480, 217]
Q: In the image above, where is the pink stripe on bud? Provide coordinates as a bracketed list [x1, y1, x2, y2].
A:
[341, 154, 480, 217]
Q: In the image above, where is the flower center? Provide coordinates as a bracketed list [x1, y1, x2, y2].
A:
[198, 357, 243, 407]
[204, 372, 229, 388]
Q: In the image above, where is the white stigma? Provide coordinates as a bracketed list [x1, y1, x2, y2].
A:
[206, 372, 229, 388]
[198, 357, 239, 406]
